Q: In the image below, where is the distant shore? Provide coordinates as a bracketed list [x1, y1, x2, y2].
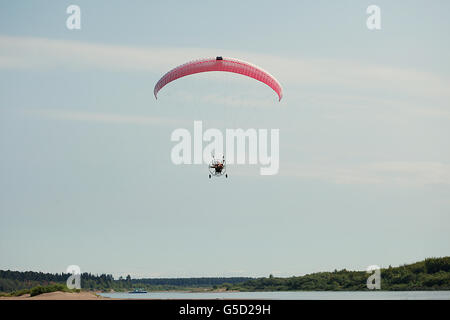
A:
[1, 257, 448, 294]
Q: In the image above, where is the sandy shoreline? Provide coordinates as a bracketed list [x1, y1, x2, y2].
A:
[0, 291, 112, 300]
[0, 288, 239, 300]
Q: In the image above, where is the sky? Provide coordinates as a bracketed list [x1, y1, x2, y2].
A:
[0, 0, 449, 279]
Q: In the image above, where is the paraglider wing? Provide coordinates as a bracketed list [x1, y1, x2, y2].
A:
[154, 57, 283, 101]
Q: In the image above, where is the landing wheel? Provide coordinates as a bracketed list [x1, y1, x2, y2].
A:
[209, 174, 211, 179]
[225, 174, 228, 178]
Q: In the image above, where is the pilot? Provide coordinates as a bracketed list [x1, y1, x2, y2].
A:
[215, 162, 223, 173]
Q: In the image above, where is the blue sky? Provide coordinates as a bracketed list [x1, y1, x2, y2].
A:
[1, 0, 449, 278]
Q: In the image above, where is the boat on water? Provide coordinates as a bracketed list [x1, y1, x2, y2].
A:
[128, 288, 147, 294]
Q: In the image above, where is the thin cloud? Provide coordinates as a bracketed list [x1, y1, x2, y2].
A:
[282, 161, 450, 187]
[1, 35, 450, 102]
[24, 108, 189, 127]
[169, 91, 275, 108]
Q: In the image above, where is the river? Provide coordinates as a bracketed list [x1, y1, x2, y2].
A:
[100, 290, 450, 300]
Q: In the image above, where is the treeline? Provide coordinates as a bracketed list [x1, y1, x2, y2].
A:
[132, 277, 252, 287]
[220, 257, 450, 291]
[2, 257, 449, 293]
[0, 271, 118, 292]
[0, 270, 251, 293]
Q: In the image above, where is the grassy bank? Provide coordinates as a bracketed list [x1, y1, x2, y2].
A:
[0, 284, 80, 297]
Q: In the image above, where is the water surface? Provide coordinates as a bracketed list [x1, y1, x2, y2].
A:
[100, 291, 450, 300]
